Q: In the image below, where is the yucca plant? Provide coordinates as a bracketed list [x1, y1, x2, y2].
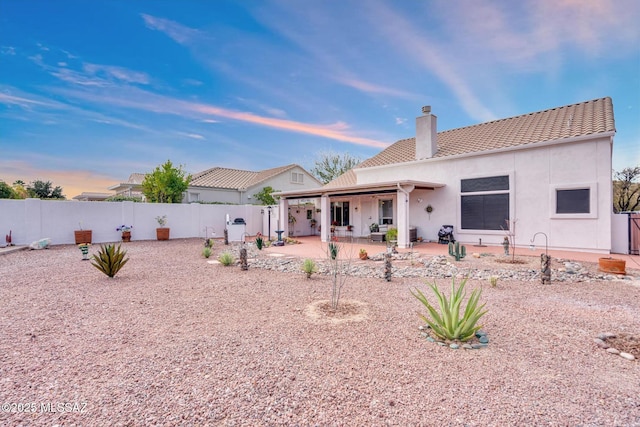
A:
[301, 258, 318, 279]
[202, 247, 212, 258]
[411, 277, 487, 342]
[91, 244, 129, 278]
[218, 251, 235, 266]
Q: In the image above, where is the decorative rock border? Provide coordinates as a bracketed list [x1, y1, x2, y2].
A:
[594, 333, 636, 361]
[418, 326, 489, 350]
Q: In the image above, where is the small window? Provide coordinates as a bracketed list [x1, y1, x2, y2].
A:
[379, 199, 393, 225]
[189, 192, 199, 202]
[291, 172, 304, 184]
[556, 189, 590, 214]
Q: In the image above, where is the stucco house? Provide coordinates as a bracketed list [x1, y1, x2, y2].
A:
[108, 173, 146, 199]
[275, 97, 616, 253]
[186, 164, 322, 204]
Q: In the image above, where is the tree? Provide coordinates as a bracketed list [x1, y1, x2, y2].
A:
[12, 180, 28, 199]
[613, 166, 640, 213]
[252, 186, 279, 205]
[27, 180, 65, 199]
[310, 151, 361, 184]
[142, 160, 191, 203]
[0, 181, 15, 199]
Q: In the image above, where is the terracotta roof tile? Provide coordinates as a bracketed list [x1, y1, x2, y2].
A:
[190, 164, 307, 190]
[325, 97, 615, 188]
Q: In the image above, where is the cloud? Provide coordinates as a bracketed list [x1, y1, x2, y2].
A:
[336, 77, 417, 100]
[1, 46, 16, 55]
[395, 117, 407, 125]
[83, 63, 150, 85]
[141, 13, 201, 45]
[369, 3, 497, 122]
[52, 85, 389, 149]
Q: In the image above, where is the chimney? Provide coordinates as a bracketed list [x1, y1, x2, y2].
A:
[415, 106, 437, 160]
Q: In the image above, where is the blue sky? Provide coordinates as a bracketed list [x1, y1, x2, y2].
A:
[1, 0, 639, 198]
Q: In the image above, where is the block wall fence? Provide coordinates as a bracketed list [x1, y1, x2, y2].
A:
[0, 199, 274, 246]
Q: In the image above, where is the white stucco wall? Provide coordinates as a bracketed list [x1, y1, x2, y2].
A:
[0, 199, 266, 246]
[354, 137, 613, 252]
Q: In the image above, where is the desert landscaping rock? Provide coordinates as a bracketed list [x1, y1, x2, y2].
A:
[606, 348, 620, 354]
[620, 352, 636, 361]
[1, 239, 639, 426]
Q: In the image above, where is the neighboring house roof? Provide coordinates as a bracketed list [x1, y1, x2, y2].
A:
[72, 192, 112, 201]
[126, 173, 146, 184]
[190, 164, 319, 190]
[325, 97, 615, 188]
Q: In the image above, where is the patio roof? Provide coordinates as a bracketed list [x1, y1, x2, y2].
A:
[274, 179, 444, 199]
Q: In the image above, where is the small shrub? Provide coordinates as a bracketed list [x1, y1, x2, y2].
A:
[91, 244, 129, 278]
[489, 276, 498, 287]
[411, 277, 487, 342]
[255, 235, 264, 250]
[301, 258, 318, 279]
[328, 241, 339, 260]
[386, 227, 398, 242]
[204, 238, 214, 248]
[218, 251, 235, 266]
[202, 247, 212, 258]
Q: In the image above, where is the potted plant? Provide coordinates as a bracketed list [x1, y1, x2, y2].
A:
[359, 248, 368, 260]
[369, 223, 379, 233]
[156, 215, 170, 240]
[74, 222, 92, 245]
[347, 225, 353, 232]
[116, 225, 133, 242]
[386, 227, 398, 244]
[331, 220, 338, 233]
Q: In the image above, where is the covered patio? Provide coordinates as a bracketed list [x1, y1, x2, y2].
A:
[274, 179, 445, 249]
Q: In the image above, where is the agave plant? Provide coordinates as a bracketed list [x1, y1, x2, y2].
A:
[91, 244, 129, 278]
[411, 277, 487, 342]
[301, 258, 318, 279]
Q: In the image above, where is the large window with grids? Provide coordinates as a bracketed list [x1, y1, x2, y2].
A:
[460, 175, 510, 230]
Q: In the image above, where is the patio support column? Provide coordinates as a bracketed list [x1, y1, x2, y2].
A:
[320, 195, 330, 243]
[279, 199, 289, 239]
[396, 185, 414, 249]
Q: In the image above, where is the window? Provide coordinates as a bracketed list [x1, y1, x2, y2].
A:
[330, 201, 350, 226]
[460, 175, 509, 230]
[189, 192, 200, 203]
[379, 199, 393, 225]
[291, 172, 304, 184]
[556, 189, 590, 214]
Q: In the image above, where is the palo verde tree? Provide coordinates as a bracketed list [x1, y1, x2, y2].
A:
[27, 180, 65, 199]
[310, 151, 361, 184]
[613, 166, 640, 213]
[142, 160, 191, 203]
[252, 186, 279, 205]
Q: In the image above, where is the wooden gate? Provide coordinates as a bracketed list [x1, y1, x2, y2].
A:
[631, 213, 640, 255]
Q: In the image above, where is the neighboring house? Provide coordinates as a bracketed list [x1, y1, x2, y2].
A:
[186, 164, 322, 205]
[276, 98, 616, 253]
[108, 173, 146, 199]
[72, 192, 112, 201]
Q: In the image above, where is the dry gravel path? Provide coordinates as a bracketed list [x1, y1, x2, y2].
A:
[1, 239, 639, 426]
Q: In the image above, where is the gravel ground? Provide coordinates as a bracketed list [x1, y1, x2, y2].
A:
[1, 239, 639, 426]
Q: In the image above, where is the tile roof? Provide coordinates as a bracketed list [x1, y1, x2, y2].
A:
[327, 97, 615, 187]
[190, 164, 301, 190]
[128, 173, 146, 184]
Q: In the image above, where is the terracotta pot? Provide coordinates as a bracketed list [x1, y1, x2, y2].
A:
[359, 252, 368, 260]
[598, 257, 626, 275]
[121, 231, 131, 242]
[156, 227, 170, 241]
[74, 230, 92, 245]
